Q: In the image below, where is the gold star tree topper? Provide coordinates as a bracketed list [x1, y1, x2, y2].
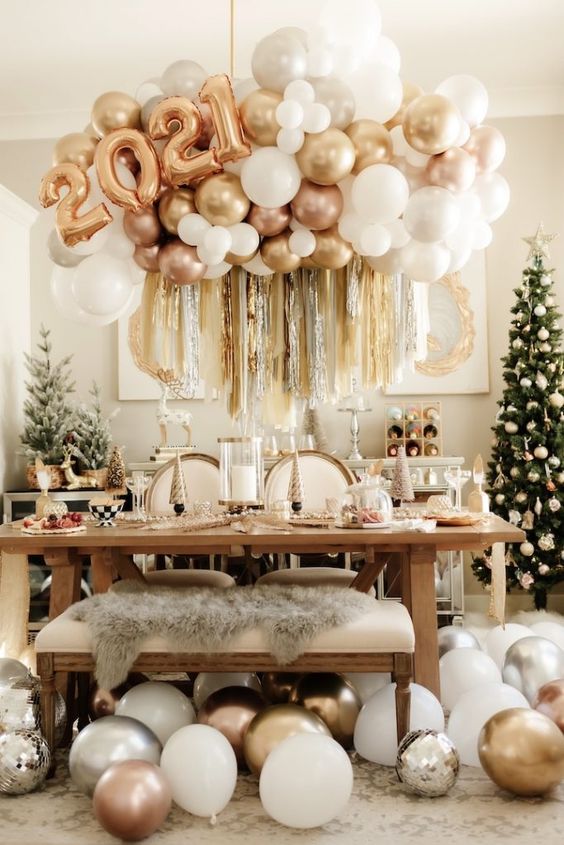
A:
[522, 222, 558, 260]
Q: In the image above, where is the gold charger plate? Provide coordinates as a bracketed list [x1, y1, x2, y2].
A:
[426, 513, 483, 526]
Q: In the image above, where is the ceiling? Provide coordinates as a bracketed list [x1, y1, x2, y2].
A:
[1, 0, 563, 139]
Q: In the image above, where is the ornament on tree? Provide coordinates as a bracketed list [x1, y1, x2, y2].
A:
[534, 445, 549, 460]
[169, 451, 187, 515]
[519, 377, 532, 388]
[510, 467, 520, 478]
[504, 420, 519, 434]
[535, 371, 549, 390]
[539, 342, 552, 353]
[548, 456, 561, 467]
[546, 479, 557, 492]
[538, 533, 555, 551]
[288, 451, 305, 513]
[521, 509, 535, 530]
[527, 470, 540, 482]
[105, 446, 126, 496]
[515, 491, 528, 504]
[534, 305, 547, 317]
[546, 295, 555, 306]
[523, 451, 533, 462]
[526, 402, 539, 410]
[495, 493, 505, 505]
[390, 446, 415, 504]
[534, 497, 543, 516]
[549, 391, 564, 408]
[526, 421, 537, 432]
[538, 564, 550, 575]
[508, 510, 521, 525]
[520, 541, 535, 557]
[537, 328, 550, 341]
[548, 497, 561, 513]
[512, 338, 523, 350]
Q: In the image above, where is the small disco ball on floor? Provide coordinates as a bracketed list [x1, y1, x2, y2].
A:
[0, 730, 51, 794]
[396, 729, 459, 797]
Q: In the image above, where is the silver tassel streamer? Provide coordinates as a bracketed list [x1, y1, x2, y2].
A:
[346, 253, 362, 318]
[181, 284, 200, 397]
[286, 271, 300, 394]
[307, 272, 327, 405]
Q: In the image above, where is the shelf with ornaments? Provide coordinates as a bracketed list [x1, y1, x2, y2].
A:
[385, 401, 442, 459]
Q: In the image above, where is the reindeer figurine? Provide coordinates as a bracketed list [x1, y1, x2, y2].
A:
[156, 370, 193, 448]
[61, 445, 98, 490]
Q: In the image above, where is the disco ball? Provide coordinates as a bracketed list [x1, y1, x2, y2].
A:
[396, 729, 459, 797]
[0, 730, 51, 794]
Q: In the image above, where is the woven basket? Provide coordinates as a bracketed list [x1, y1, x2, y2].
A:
[26, 464, 66, 490]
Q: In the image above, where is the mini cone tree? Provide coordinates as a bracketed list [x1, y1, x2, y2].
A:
[288, 451, 305, 513]
[169, 452, 187, 515]
[105, 446, 126, 496]
[390, 446, 414, 505]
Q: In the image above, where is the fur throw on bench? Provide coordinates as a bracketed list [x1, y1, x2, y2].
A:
[69, 582, 375, 690]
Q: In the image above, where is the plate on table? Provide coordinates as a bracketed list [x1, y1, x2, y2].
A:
[426, 513, 483, 526]
[335, 520, 393, 530]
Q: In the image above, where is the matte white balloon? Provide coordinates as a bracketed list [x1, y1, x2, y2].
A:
[471, 220, 493, 250]
[366, 248, 403, 275]
[315, 0, 382, 67]
[161, 59, 207, 99]
[203, 226, 232, 256]
[71, 226, 110, 256]
[473, 172, 510, 222]
[50, 266, 128, 325]
[277, 128, 305, 154]
[306, 47, 334, 78]
[529, 622, 564, 652]
[233, 77, 259, 103]
[448, 243, 472, 273]
[485, 623, 532, 670]
[241, 147, 301, 208]
[311, 77, 356, 130]
[405, 147, 430, 168]
[386, 219, 410, 248]
[403, 186, 461, 243]
[276, 100, 304, 130]
[289, 229, 316, 257]
[374, 35, 401, 73]
[349, 62, 403, 123]
[228, 222, 260, 256]
[301, 103, 331, 134]
[243, 253, 275, 276]
[352, 164, 409, 224]
[135, 80, 163, 106]
[252, 33, 308, 93]
[72, 253, 134, 316]
[204, 261, 232, 279]
[436, 74, 488, 128]
[104, 227, 136, 260]
[116, 681, 195, 746]
[390, 125, 409, 157]
[358, 223, 391, 257]
[47, 229, 85, 268]
[439, 649, 501, 711]
[260, 734, 353, 829]
[197, 243, 224, 266]
[178, 212, 211, 246]
[345, 673, 391, 704]
[400, 240, 453, 283]
[284, 80, 315, 105]
[337, 212, 363, 243]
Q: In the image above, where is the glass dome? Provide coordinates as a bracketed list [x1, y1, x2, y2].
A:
[338, 474, 393, 526]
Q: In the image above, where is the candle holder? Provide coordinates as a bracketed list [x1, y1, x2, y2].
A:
[338, 405, 372, 461]
[218, 437, 264, 511]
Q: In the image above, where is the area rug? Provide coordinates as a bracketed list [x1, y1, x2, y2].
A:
[1, 753, 562, 845]
[69, 584, 375, 688]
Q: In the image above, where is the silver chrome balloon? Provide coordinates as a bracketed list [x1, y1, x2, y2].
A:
[437, 626, 482, 658]
[0, 730, 51, 794]
[396, 729, 460, 797]
[69, 715, 162, 795]
[0, 658, 28, 689]
[502, 636, 564, 704]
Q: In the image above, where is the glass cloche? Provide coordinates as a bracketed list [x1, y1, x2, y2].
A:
[338, 473, 393, 526]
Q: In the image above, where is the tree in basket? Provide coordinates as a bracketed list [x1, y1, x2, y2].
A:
[105, 446, 126, 497]
[73, 382, 117, 483]
[390, 446, 414, 505]
[472, 225, 563, 610]
[20, 325, 75, 484]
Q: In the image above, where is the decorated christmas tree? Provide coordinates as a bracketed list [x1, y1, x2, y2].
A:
[105, 446, 126, 496]
[390, 446, 414, 504]
[21, 325, 75, 464]
[288, 451, 305, 512]
[169, 452, 187, 515]
[301, 406, 329, 452]
[472, 225, 564, 609]
[74, 382, 116, 470]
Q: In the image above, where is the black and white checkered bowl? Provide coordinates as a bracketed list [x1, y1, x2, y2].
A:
[88, 501, 124, 527]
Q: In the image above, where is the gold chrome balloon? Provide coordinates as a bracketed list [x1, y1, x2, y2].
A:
[295, 129, 355, 186]
[478, 707, 564, 796]
[261, 673, 303, 705]
[403, 94, 461, 156]
[243, 703, 331, 774]
[158, 187, 196, 235]
[226, 249, 257, 266]
[195, 172, 250, 226]
[52, 132, 98, 172]
[91, 91, 141, 137]
[312, 225, 353, 270]
[260, 230, 301, 272]
[345, 120, 393, 174]
[289, 673, 361, 748]
[385, 80, 424, 130]
[239, 89, 282, 147]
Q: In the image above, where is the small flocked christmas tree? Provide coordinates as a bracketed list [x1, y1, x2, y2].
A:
[21, 325, 75, 464]
[74, 382, 115, 470]
[288, 451, 305, 512]
[390, 446, 414, 504]
[472, 225, 564, 609]
[169, 451, 186, 515]
[105, 446, 126, 496]
[301, 406, 329, 452]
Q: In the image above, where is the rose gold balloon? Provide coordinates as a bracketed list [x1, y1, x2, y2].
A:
[478, 707, 564, 797]
[246, 203, 291, 236]
[260, 230, 301, 273]
[243, 703, 331, 774]
[124, 206, 162, 246]
[91, 91, 141, 137]
[345, 120, 393, 174]
[116, 146, 140, 176]
[195, 172, 250, 226]
[158, 239, 207, 285]
[239, 88, 282, 146]
[463, 125, 506, 173]
[290, 179, 344, 231]
[385, 80, 425, 130]
[52, 132, 98, 172]
[296, 129, 356, 186]
[312, 225, 353, 270]
[197, 685, 268, 766]
[194, 99, 215, 150]
[262, 673, 303, 704]
[158, 187, 196, 234]
[93, 760, 171, 841]
[534, 679, 564, 732]
[289, 672, 361, 748]
[425, 147, 476, 192]
[403, 94, 461, 155]
[133, 243, 161, 272]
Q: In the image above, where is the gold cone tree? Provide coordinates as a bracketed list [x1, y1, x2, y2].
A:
[170, 452, 187, 515]
[288, 451, 305, 513]
[105, 446, 126, 496]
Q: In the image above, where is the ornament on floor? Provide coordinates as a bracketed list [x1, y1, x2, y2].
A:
[478, 708, 564, 797]
[538, 533, 555, 551]
[396, 729, 459, 797]
[243, 703, 330, 775]
[502, 637, 564, 704]
[468, 454, 490, 513]
[289, 673, 361, 748]
[93, 760, 172, 842]
[197, 686, 268, 767]
[0, 675, 67, 746]
[534, 496, 543, 515]
[547, 497, 561, 512]
[105, 446, 126, 496]
[169, 451, 187, 516]
[0, 730, 51, 794]
[288, 451, 305, 513]
[533, 679, 564, 732]
[521, 509, 534, 529]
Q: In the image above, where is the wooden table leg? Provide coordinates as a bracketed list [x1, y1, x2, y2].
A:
[350, 546, 390, 593]
[91, 549, 116, 594]
[110, 548, 147, 584]
[44, 550, 82, 620]
[404, 545, 440, 698]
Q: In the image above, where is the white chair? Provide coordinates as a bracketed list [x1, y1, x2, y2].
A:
[256, 567, 376, 597]
[144, 570, 235, 588]
[146, 453, 220, 515]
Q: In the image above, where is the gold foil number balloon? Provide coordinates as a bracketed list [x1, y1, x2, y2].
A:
[39, 162, 112, 247]
[149, 96, 222, 186]
[95, 129, 161, 212]
[200, 74, 251, 164]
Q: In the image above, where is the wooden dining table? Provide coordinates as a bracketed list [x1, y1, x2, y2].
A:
[0, 516, 524, 698]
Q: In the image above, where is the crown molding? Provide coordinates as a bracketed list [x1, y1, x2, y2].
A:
[0, 86, 562, 141]
[0, 185, 38, 227]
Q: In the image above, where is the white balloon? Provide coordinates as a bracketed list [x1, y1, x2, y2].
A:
[260, 733, 353, 829]
[485, 623, 532, 670]
[352, 164, 409, 224]
[307, 47, 334, 78]
[289, 229, 316, 257]
[390, 125, 409, 157]
[301, 102, 331, 134]
[386, 218, 410, 248]
[337, 212, 363, 243]
[456, 120, 471, 147]
[448, 243, 472, 273]
[315, 0, 382, 66]
[47, 228, 85, 268]
[358, 223, 391, 257]
[161, 724, 237, 818]
[127, 259, 146, 286]
[192, 672, 262, 710]
[204, 261, 232, 279]
[228, 222, 260, 256]
[284, 80, 315, 105]
[366, 248, 403, 275]
[50, 266, 118, 325]
[405, 146, 430, 168]
[233, 77, 260, 103]
[161, 59, 207, 99]
[436, 74, 488, 128]
[203, 225, 232, 257]
[472, 172, 510, 222]
[346, 673, 391, 704]
[457, 190, 482, 223]
[241, 147, 301, 208]
[178, 212, 211, 246]
[104, 227, 135, 260]
[71, 226, 110, 256]
[403, 186, 461, 243]
[401, 240, 451, 283]
[374, 36, 401, 73]
[243, 253, 275, 276]
[135, 80, 163, 106]
[349, 62, 403, 123]
[447, 682, 529, 767]
[276, 99, 304, 130]
[471, 220, 493, 250]
[354, 682, 444, 766]
[197, 243, 224, 266]
[289, 217, 308, 232]
[529, 622, 564, 652]
[439, 649, 501, 711]
[277, 128, 305, 154]
[116, 681, 195, 746]
[72, 253, 134, 316]
[252, 33, 308, 93]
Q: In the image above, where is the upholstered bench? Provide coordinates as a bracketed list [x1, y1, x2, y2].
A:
[36, 599, 414, 758]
